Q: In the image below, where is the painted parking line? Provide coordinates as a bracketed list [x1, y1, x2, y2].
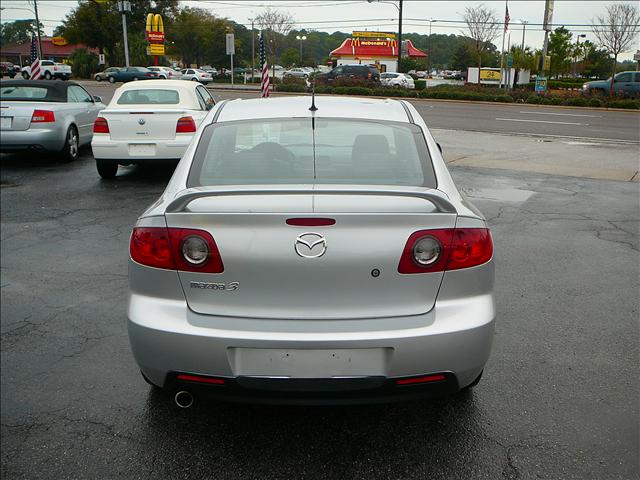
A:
[518, 111, 601, 118]
[495, 118, 586, 126]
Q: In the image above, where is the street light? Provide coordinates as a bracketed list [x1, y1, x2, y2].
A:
[296, 35, 307, 65]
[367, 0, 403, 72]
[427, 18, 436, 73]
[573, 33, 587, 76]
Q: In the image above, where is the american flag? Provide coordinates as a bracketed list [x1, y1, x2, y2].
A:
[29, 34, 41, 80]
[259, 32, 269, 98]
[504, 2, 510, 32]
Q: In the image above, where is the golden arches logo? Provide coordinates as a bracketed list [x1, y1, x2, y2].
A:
[145, 13, 164, 33]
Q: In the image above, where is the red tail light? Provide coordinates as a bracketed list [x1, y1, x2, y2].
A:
[93, 117, 110, 134]
[396, 374, 447, 385]
[176, 116, 196, 133]
[30, 110, 55, 123]
[130, 227, 224, 273]
[398, 228, 493, 274]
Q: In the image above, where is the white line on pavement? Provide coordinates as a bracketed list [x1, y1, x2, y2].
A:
[496, 117, 586, 126]
[518, 111, 601, 118]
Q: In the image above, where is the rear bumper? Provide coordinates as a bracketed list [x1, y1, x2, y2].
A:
[128, 291, 495, 403]
[91, 135, 193, 161]
[164, 371, 461, 405]
[0, 128, 63, 152]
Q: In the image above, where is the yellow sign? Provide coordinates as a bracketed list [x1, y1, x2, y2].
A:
[145, 13, 164, 33]
[51, 36, 68, 46]
[352, 31, 395, 39]
[148, 44, 165, 55]
[479, 69, 501, 81]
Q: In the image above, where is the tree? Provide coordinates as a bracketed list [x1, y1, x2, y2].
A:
[280, 47, 299, 67]
[254, 8, 295, 63]
[548, 27, 574, 78]
[0, 20, 43, 47]
[592, 2, 640, 94]
[462, 4, 501, 84]
[59, 0, 178, 65]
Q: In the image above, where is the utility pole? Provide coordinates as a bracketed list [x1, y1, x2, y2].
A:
[397, 0, 403, 72]
[427, 18, 435, 73]
[251, 20, 255, 80]
[541, 0, 554, 74]
[32, 0, 43, 58]
[117, 1, 131, 67]
[520, 20, 528, 51]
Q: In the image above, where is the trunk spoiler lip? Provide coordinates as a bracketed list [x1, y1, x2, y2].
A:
[164, 186, 457, 214]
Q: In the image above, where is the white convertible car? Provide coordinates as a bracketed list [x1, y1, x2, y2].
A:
[91, 80, 215, 179]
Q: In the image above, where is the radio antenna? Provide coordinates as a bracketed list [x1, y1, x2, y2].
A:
[309, 79, 317, 111]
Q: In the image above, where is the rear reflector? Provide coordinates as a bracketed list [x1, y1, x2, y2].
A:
[30, 110, 55, 123]
[286, 218, 336, 227]
[93, 117, 109, 134]
[398, 228, 493, 274]
[176, 374, 225, 385]
[396, 374, 446, 386]
[176, 116, 196, 133]
[130, 227, 224, 273]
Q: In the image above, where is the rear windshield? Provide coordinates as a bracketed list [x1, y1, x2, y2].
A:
[187, 118, 436, 188]
[117, 89, 180, 105]
[0, 85, 62, 102]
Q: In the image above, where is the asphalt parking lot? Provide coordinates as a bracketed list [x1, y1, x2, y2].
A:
[1, 91, 639, 479]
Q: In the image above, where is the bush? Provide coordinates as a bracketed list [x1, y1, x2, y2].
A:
[333, 86, 371, 96]
[275, 84, 306, 93]
[414, 79, 426, 91]
[562, 97, 589, 107]
[69, 48, 98, 78]
[587, 98, 603, 107]
[606, 99, 640, 110]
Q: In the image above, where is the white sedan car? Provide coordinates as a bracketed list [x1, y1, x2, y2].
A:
[181, 68, 212, 84]
[381, 72, 415, 89]
[147, 66, 182, 80]
[91, 80, 215, 179]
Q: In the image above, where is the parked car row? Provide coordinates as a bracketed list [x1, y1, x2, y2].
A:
[93, 66, 212, 84]
[0, 62, 21, 79]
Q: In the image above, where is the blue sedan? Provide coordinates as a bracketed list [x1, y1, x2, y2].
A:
[107, 67, 159, 83]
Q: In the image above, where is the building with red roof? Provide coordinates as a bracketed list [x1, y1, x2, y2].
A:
[0, 37, 97, 67]
[330, 32, 426, 73]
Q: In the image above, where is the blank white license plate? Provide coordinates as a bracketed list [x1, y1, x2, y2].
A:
[229, 348, 391, 378]
[0, 117, 12, 129]
[128, 144, 156, 156]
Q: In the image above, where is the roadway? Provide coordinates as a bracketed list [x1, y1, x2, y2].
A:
[83, 82, 640, 143]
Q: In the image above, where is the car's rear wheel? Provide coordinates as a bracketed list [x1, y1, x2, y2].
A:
[132, 76, 139, 81]
[96, 160, 118, 179]
[59, 125, 79, 163]
[22, 71, 29, 80]
[95, 74, 102, 82]
[191, 77, 198, 81]
[44, 71, 52, 80]
[108, 76, 115, 84]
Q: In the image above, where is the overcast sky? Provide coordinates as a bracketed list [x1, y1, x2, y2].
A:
[1, 0, 638, 60]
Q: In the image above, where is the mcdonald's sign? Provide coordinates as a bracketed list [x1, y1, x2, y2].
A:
[145, 14, 165, 43]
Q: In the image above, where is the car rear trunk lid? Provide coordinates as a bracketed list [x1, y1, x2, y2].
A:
[164, 190, 457, 320]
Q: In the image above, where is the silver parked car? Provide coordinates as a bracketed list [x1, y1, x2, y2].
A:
[0, 80, 105, 161]
[127, 96, 495, 407]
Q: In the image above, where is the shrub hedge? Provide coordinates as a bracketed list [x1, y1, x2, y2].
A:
[273, 83, 639, 109]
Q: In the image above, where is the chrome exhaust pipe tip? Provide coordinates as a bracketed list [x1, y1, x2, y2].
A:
[174, 390, 194, 409]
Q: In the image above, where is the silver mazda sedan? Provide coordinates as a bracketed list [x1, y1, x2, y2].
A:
[127, 96, 495, 407]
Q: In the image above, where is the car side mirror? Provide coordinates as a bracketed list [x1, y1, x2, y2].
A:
[93, 95, 102, 103]
[436, 142, 443, 154]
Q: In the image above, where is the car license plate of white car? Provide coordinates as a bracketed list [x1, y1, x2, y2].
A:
[0, 117, 12, 129]
[229, 348, 390, 378]
[129, 144, 156, 156]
